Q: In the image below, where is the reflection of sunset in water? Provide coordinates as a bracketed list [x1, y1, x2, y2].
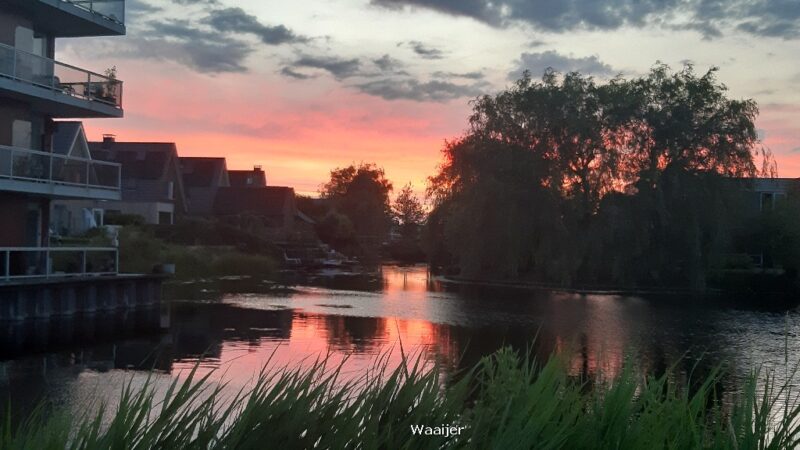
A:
[171, 309, 461, 387]
[4, 265, 800, 421]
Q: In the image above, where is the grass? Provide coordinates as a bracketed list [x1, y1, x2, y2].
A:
[3, 348, 800, 449]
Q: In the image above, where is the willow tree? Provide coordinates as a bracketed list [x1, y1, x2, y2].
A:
[428, 64, 767, 287]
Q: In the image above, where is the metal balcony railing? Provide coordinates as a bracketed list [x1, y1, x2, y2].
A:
[0, 42, 123, 109]
[0, 144, 121, 191]
[60, 0, 125, 26]
[1, 247, 118, 281]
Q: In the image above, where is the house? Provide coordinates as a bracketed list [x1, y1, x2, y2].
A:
[742, 178, 796, 214]
[179, 157, 230, 216]
[50, 122, 115, 235]
[212, 186, 297, 240]
[726, 177, 800, 268]
[85, 136, 188, 225]
[0, 0, 124, 279]
[228, 166, 267, 187]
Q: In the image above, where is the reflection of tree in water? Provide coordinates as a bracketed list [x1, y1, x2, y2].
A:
[169, 302, 293, 360]
[323, 315, 387, 353]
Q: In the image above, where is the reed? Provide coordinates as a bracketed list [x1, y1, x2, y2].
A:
[3, 348, 799, 449]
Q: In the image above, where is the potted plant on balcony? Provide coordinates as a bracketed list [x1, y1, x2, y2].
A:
[94, 66, 119, 104]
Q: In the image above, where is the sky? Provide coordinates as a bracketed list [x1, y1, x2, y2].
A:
[60, 0, 800, 196]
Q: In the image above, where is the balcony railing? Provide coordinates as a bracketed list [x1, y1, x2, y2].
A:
[0, 42, 123, 109]
[1, 247, 118, 281]
[0, 144, 121, 191]
[61, 0, 125, 26]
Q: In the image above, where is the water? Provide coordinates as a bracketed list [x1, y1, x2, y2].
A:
[2, 264, 800, 422]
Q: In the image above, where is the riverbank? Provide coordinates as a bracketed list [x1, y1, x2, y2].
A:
[4, 347, 798, 449]
[437, 271, 800, 301]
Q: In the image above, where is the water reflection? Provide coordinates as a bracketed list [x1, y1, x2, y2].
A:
[1, 265, 800, 423]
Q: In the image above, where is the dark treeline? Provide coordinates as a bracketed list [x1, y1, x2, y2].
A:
[425, 64, 789, 290]
[298, 163, 427, 261]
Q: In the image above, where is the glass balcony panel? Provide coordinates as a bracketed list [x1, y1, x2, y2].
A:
[1, 247, 118, 279]
[91, 162, 119, 188]
[11, 151, 49, 181]
[52, 157, 88, 185]
[62, 0, 125, 26]
[0, 145, 121, 192]
[0, 43, 123, 109]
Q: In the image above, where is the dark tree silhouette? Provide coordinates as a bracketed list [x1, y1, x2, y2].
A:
[320, 163, 393, 254]
[427, 64, 773, 289]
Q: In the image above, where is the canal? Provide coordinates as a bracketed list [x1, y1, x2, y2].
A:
[1, 264, 799, 421]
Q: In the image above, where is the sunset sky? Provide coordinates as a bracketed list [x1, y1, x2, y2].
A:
[59, 0, 800, 196]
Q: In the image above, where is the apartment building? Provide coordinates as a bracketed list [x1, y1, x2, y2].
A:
[0, 0, 125, 280]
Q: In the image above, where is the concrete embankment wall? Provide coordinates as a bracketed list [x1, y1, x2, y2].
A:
[0, 275, 165, 321]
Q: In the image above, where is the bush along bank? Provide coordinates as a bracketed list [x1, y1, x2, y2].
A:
[118, 225, 278, 280]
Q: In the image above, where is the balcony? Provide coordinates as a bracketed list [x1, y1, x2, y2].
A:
[0, 43, 123, 118]
[61, 0, 125, 26]
[1, 246, 118, 281]
[5, 0, 125, 37]
[0, 144, 121, 200]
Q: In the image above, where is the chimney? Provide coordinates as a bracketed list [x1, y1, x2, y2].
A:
[102, 134, 116, 147]
[254, 165, 263, 171]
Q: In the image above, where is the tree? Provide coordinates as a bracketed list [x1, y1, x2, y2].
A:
[427, 63, 767, 287]
[320, 162, 393, 242]
[393, 183, 425, 239]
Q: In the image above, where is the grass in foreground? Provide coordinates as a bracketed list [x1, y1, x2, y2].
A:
[3, 348, 800, 449]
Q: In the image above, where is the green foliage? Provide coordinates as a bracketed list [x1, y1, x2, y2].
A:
[149, 218, 282, 258]
[117, 226, 276, 279]
[104, 213, 145, 226]
[427, 64, 779, 288]
[320, 163, 393, 240]
[4, 348, 800, 449]
[393, 183, 426, 237]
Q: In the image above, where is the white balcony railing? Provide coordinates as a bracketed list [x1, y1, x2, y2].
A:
[1, 247, 118, 281]
[0, 42, 123, 109]
[0, 144, 121, 192]
[60, 0, 125, 26]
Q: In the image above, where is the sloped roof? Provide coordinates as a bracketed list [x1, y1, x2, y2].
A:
[89, 141, 178, 180]
[213, 186, 295, 216]
[180, 157, 229, 188]
[52, 122, 84, 156]
[229, 169, 267, 187]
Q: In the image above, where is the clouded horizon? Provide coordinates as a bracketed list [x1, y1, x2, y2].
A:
[60, 0, 800, 195]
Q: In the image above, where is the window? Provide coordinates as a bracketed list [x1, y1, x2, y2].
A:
[14, 26, 33, 52]
[32, 33, 49, 58]
[167, 181, 174, 200]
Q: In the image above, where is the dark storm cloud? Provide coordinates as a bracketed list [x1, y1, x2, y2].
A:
[280, 67, 316, 80]
[372, 0, 800, 39]
[126, 0, 163, 18]
[509, 51, 616, 80]
[108, 37, 252, 73]
[355, 77, 486, 101]
[109, 3, 311, 74]
[402, 41, 446, 59]
[287, 55, 362, 79]
[203, 7, 308, 45]
[169, 0, 219, 5]
[433, 70, 485, 80]
[110, 19, 254, 73]
[373, 54, 405, 72]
